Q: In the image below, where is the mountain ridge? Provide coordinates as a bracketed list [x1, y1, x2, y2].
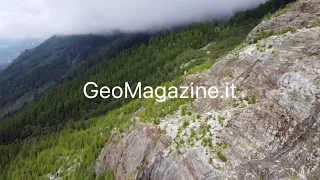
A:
[0, 0, 303, 179]
[0, 38, 44, 71]
[95, 0, 320, 179]
[0, 33, 151, 120]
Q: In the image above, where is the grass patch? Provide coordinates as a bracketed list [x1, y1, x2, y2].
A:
[183, 120, 190, 128]
[217, 152, 228, 162]
[244, 95, 259, 104]
[188, 60, 215, 74]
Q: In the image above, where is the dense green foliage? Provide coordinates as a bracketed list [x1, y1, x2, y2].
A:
[0, 34, 151, 119]
[0, 0, 296, 179]
[0, 91, 190, 179]
[0, 21, 255, 144]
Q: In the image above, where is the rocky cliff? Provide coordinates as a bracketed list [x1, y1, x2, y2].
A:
[96, 1, 320, 179]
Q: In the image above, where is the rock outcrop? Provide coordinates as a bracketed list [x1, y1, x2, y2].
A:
[248, 0, 320, 42]
[96, 1, 320, 179]
[183, 27, 320, 180]
[95, 124, 170, 180]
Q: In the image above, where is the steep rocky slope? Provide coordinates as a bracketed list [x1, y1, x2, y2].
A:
[96, 1, 320, 179]
[248, 0, 320, 41]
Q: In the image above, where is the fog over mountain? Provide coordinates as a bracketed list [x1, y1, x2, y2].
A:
[0, 0, 267, 38]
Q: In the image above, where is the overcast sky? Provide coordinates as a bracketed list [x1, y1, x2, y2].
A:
[0, 0, 267, 38]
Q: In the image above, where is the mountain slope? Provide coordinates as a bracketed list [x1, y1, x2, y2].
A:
[96, 0, 320, 179]
[0, 22, 260, 144]
[0, 0, 297, 179]
[0, 33, 150, 119]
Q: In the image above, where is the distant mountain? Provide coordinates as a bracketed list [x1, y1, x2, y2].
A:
[0, 33, 151, 119]
[0, 38, 44, 71]
[0, 64, 6, 71]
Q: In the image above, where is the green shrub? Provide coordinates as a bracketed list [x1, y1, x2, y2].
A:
[183, 120, 190, 128]
[217, 152, 227, 162]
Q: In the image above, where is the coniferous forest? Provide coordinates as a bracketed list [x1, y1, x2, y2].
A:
[0, 0, 296, 179]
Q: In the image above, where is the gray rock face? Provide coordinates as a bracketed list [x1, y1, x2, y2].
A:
[138, 149, 218, 180]
[183, 26, 320, 179]
[247, 0, 320, 42]
[95, 124, 170, 180]
[96, 1, 320, 179]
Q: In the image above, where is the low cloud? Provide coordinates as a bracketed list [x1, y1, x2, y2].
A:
[0, 0, 267, 38]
